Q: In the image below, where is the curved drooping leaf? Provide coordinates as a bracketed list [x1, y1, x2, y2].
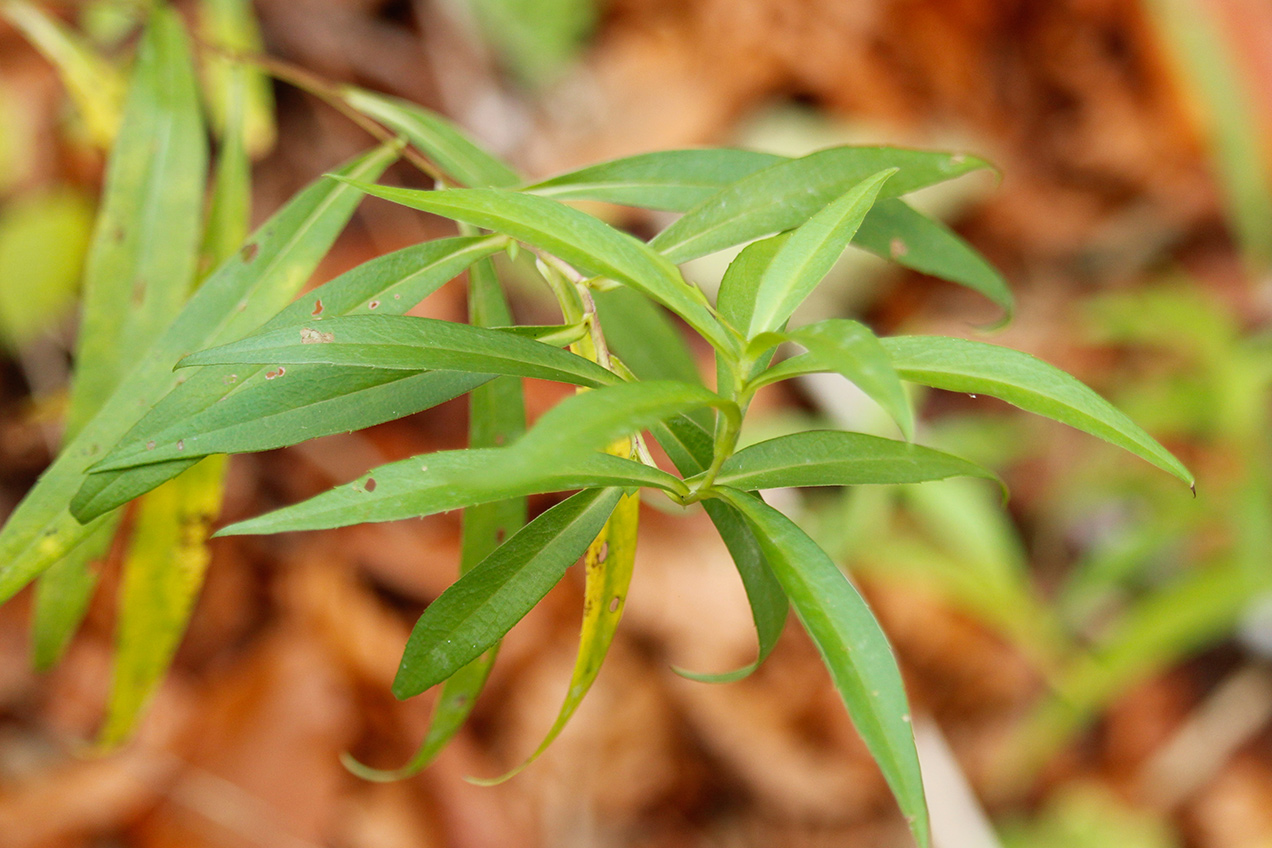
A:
[177, 315, 619, 387]
[746, 169, 896, 336]
[853, 198, 1012, 316]
[346, 255, 527, 781]
[393, 487, 623, 698]
[34, 6, 207, 665]
[881, 336, 1194, 488]
[701, 430, 998, 490]
[524, 148, 783, 210]
[332, 181, 737, 353]
[76, 236, 503, 518]
[215, 448, 680, 537]
[340, 86, 521, 188]
[650, 146, 992, 263]
[714, 487, 930, 848]
[648, 411, 788, 684]
[472, 490, 640, 784]
[0, 144, 398, 602]
[750, 320, 914, 440]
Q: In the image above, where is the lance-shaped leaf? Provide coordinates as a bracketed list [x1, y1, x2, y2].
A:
[700, 431, 999, 490]
[746, 169, 896, 336]
[99, 455, 225, 746]
[750, 320, 914, 441]
[519, 147, 1012, 316]
[216, 380, 716, 537]
[650, 146, 991, 264]
[199, 66, 251, 273]
[713, 487, 930, 848]
[853, 199, 1011, 317]
[33, 7, 206, 665]
[0, 144, 397, 603]
[334, 182, 737, 353]
[76, 235, 502, 517]
[340, 86, 521, 189]
[198, 0, 275, 156]
[881, 336, 1195, 488]
[3, 0, 125, 148]
[65, 5, 206, 436]
[344, 254, 528, 781]
[393, 487, 623, 698]
[93, 369, 491, 473]
[474, 490, 640, 784]
[648, 411, 788, 685]
[177, 315, 620, 387]
[525, 149, 783, 210]
[216, 447, 680, 537]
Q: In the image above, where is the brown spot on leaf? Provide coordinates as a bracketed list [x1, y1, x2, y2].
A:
[241, 243, 259, 262]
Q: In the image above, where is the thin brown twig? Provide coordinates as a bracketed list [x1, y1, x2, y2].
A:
[195, 39, 452, 184]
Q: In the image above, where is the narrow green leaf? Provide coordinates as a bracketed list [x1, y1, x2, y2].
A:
[854, 199, 1012, 316]
[716, 233, 791, 336]
[76, 235, 499, 517]
[215, 447, 680, 537]
[751, 319, 914, 441]
[341, 254, 527, 781]
[701, 430, 999, 490]
[198, 0, 276, 156]
[474, 490, 640, 783]
[651, 412, 788, 683]
[333, 181, 737, 353]
[99, 455, 225, 746]
[2, 0, 125, 148]
[525, 149, 783, 210]
[91, 369, 492, 474]
[882, 336, 1194, 487]
[747, 169, 896, 336]
[199, 66, 251, 274]
[676, 496, 788, 683]
[65, 5, 207, 436]
[518, 147, 1011, 315]
[340, 86, 521, 188]
[33, 7, 207, 664]
[393, 487, 622, 698]
[714, 487, 929, 848]
[177, 314, 620, 387]
[650, 146, 992, 263]
[0, 144, 397, 603]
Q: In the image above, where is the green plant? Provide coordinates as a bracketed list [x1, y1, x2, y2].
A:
[0, 4, 1196, 846]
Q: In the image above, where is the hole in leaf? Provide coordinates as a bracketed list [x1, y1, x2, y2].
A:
[365, 477, 377, 492]
[609, 596, 621, 613]
[312, 298, 324, 316]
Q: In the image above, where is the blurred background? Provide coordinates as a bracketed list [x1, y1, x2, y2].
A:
[2, 1, 1272, 846]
